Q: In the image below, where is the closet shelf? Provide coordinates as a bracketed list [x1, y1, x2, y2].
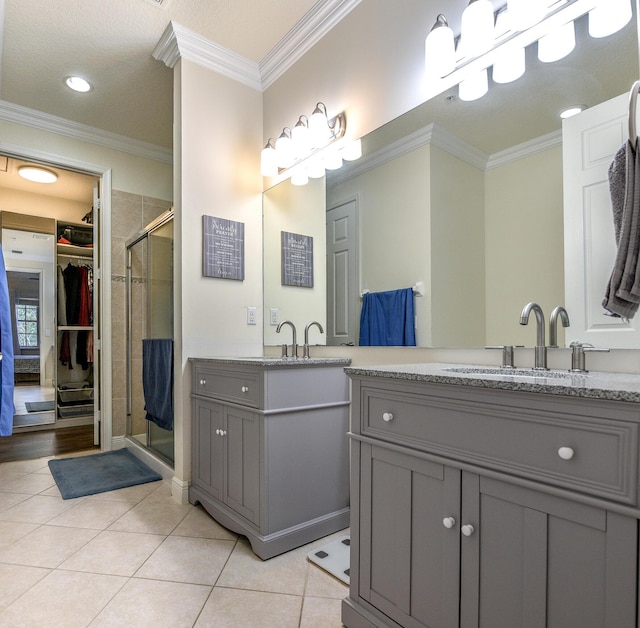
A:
[57, 243, 93, 258]
[57, 325, 93, 331]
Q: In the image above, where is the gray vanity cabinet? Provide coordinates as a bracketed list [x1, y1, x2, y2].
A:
[344, 375, 639, 628]
[190, 357, 351, 560]
[192, 398, 260, 525]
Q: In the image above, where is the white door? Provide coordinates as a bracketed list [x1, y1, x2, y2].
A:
[326, 199, 358, 346]
[563, 91, 640, 348]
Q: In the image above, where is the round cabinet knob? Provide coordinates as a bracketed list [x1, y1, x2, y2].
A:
[382, 412, 394, 423]
[558, 447, 575, 460]
[461, 524, 475, 537]
[200, 379, 206, 386]
[241, 386, 249, 393]
[215, 429, 221, 436]
[442, 517, 456, 529]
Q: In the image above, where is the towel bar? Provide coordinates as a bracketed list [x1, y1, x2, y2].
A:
[360, 282, 424, 298]
[629, 80, 640, 150]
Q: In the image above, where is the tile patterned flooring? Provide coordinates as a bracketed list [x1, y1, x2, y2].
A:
[0, 452, 348, 627]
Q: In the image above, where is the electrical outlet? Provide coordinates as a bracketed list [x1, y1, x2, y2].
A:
[247, 306, 257, 325]
[270, 308, 279, 326]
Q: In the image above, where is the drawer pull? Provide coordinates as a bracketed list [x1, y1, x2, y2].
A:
[461, 524, 475, 537]
[216, 429, 227, 437]
[200, 379, 206, 386]
[558, 447, 575, 460]
[241, 386, 249, 393]
[442, 517, 456, 529]
[382, 412, 394, 423]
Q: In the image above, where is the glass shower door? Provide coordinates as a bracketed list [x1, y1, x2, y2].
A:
[126, 212, 174, 466]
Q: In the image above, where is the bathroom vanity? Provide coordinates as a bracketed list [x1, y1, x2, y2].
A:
[189, 356, 351, 559]
[342, 364, 640, 628]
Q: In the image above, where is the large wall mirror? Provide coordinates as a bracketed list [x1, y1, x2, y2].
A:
[263, 5, 638, 349]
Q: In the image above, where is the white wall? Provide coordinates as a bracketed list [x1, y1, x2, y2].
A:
[173, 59, 263, 486]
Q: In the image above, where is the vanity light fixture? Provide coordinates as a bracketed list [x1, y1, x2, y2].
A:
[425, 14, 456, 79]
[461, 0, 495, 57]
[537, 19, 575, 62]
[426, 0, 633, 103]
[588, 0, 632, 38]
[261, 102, 355, 185]
[492, 11, 526, 83]
[18, 165, 58, 184]
[65, 76, 92, 93]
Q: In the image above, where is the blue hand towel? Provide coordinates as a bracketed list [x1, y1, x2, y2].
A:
[359, 288, 416, 346]
[0, 245, 14, 436]
[142, 338, 174, 431]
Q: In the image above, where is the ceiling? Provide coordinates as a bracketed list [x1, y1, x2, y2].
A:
[0, 0, 324, 150]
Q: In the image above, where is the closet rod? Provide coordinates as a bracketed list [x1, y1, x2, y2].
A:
[58, 253, 93, 262]
[629, 80, 640, 150]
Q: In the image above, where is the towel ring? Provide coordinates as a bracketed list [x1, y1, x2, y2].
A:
[629, 80, 640, 150]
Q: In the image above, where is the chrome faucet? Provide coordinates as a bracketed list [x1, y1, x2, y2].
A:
[276, 320, 298, 358]
[549, 306, 570, 348]
[519, 302, 547, 369]
[303, 321, 324, 358]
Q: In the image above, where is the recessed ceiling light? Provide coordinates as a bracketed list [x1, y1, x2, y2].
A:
[65, 76, 92, 93]
[18, 166, 58, 184]
[560, 105, 587, 119]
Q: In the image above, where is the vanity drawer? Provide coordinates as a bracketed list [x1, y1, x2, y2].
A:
[361, 387, 639, 505]
[193, 366, 261, 408]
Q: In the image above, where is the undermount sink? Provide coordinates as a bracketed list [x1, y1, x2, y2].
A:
[444, 366, 578, 379]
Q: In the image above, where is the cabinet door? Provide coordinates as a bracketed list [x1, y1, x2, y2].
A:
[360, 443, 461, 628]
[192, 399, 225, 501]
[460, 475, 638, 628]
[225, 406, 260, 525]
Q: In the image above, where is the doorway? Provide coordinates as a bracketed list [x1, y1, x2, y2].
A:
[0, 152, 107, 452]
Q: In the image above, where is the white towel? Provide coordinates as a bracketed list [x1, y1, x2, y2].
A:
[602, 139, 640, 318]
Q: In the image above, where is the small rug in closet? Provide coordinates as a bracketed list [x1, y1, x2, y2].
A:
[48, 448, 162, 500]
[307, 535, 350, 584]
[25, 401, 55, 413]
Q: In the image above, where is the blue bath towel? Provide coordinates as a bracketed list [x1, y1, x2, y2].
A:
[359, 288, 416, 346]
[142, 338, 174, 431]
[0, 245, 14, 436]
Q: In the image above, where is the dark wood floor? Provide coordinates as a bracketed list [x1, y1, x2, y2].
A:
[0, 425, 98, 463]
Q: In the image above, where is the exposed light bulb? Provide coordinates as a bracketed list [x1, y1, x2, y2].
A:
[342, 139, 362, 161]
[588, 0, 632, 38]
[309, 103, 330, 147]
[460, 0, 495, 57]
[276, 129, 294, 168]
[459, 68, 488, 101]
[324, 150, 343, 171]
[538, 20, 575, 63]
[260, 141, 278, 177]
[425, 14, 456, 79]
[307, 158, 326, 179]
[290, 169, 309, 186]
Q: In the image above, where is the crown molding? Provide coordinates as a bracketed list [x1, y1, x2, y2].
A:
[0, 100, 173, 165]
[327, 123, 489, 188]
[259, 0, 362, 91]
[153, 21, 262, 91]
[485, 129, 562, 169]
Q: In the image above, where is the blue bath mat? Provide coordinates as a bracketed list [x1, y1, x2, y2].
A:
[48, 448, 162, 499]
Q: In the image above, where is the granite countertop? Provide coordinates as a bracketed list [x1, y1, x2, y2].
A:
[191, 356, 351, 368]
[344, 363, 640, 403]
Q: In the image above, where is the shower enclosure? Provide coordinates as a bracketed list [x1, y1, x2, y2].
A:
[126, 210, 174, 465]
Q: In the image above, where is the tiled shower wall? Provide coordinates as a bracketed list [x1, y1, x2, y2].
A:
[110, 190, 172, 438]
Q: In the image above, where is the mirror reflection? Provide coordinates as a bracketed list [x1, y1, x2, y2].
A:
[263, 9, 638, 348]
[3, 228, 56, 426]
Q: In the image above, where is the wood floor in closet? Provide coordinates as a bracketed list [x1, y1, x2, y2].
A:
[0, 425, 97, 463]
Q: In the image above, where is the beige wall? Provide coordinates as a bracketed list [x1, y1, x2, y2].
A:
[485, 146, 564, 347]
